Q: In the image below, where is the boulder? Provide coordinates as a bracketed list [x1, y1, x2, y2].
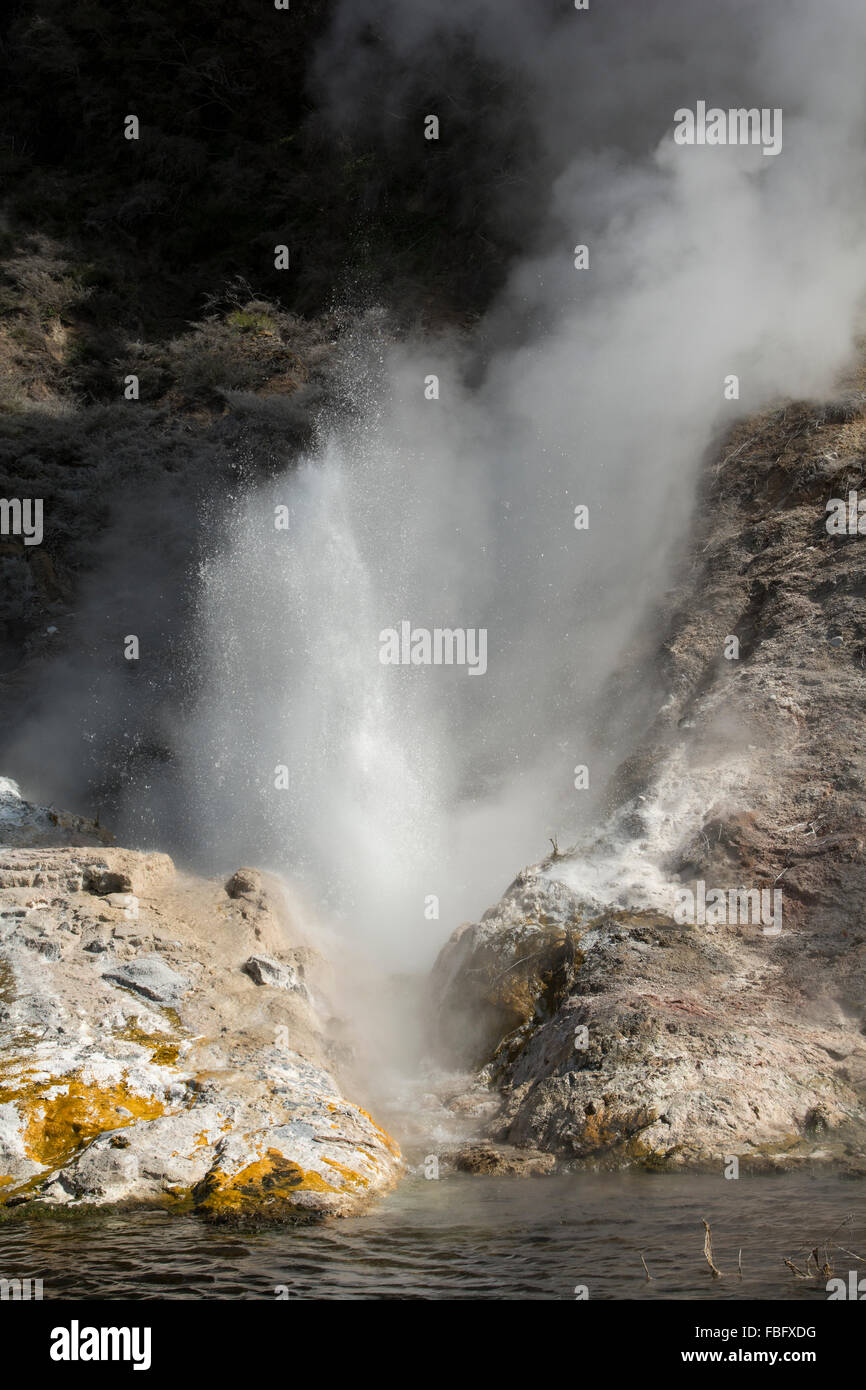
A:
[450, 1142, 555, 1177]
[0, 835, 401, 1220]
[225, 868, 262, 899]
[83, 851, 175, 898]
[242, 954, 306, 994]
[102, 955, 189, 1005]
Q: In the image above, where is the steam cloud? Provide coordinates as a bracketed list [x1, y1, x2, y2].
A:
[7, 1, 866, 973]
[175, 0, 866, 968]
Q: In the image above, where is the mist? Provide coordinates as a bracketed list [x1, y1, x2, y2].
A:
[4, 0, 866, 975]
[6, 0, 866, 1308]
[161, 0, 866, 969]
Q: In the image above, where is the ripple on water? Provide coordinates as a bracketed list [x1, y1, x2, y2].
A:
[0, 1171, 862, 1300]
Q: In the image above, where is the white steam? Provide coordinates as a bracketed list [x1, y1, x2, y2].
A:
[184, 0, 866, 968]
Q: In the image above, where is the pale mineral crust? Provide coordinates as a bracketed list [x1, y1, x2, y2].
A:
[0, 782, 401, 1220]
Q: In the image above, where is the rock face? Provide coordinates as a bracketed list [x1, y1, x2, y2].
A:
[0, 776, 113, 850]
[431, 875, 585, 1071]
[0, 786, 401, 1220]
[432, 396, 866, 1172]
[435, 878, 865, 1168]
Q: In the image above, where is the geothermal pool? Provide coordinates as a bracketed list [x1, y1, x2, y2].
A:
[1, 1171, 860, 1301]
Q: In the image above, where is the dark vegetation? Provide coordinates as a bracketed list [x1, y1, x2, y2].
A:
[0, 0, 540, 823]
[0, 0, 536, 370]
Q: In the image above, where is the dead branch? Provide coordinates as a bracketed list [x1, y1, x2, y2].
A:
[811, 1247, 832, 1278]
[703, 1219, 724, 1278]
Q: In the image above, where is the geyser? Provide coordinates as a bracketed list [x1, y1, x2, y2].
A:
[174, 0, 866, 970]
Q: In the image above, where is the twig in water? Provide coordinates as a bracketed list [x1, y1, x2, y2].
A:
[738, 1248, 743, 1279]
[782, 1211, 857, 1282]
[640, 1252, 653, 1282]
[703, 1220, 724, 1278]
[821, 1213, 856, 1246]
[811, 1247, 832, 1278]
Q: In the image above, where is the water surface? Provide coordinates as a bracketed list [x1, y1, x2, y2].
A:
[0, 1171, 861, 1300]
